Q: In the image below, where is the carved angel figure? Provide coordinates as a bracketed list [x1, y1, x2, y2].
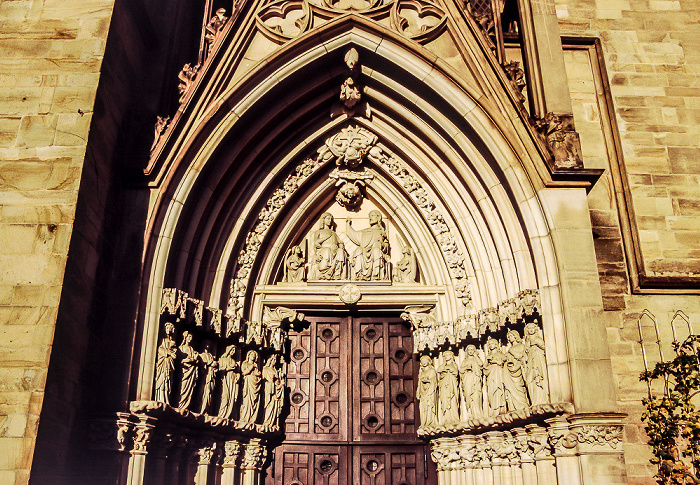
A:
[308, 213, 347, 280]
[262, 355, 284, 428]
[178, 331, 199, 409]
[239, 350, 262, 425]
[199, 341, 218, 415]
[393, 246, 417, 283]
[459, 344, 483, 419]
[524, 321, 549, 404]
[283, 245, 305, 282]
[217, 345, 240, 419]
[346, 211, 390, 281]
[437, 350, 461, 425]
[504, 330, 529, 411]
[417, 355, 438, 427]
[155, 322, 177, 404]
[483, 337, 506, 416]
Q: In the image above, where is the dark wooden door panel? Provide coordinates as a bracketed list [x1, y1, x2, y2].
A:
[271, 315, 436, 485]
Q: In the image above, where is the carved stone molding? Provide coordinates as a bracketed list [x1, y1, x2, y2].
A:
[254, 0, 447, 45]
[366, 145, 472, 306]
[428, 414, 623, 472]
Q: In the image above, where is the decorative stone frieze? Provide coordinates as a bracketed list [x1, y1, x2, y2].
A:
[428, 416, 622, 478]
[255, 0, 446, 45]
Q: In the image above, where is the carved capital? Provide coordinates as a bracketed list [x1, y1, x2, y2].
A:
[241, 440, 268, 470]
[131, 418, 156, 455]
[223, 440, 242, 466]
[197, 441, 218, 465]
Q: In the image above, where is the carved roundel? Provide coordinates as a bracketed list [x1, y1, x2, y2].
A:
[290, 390, 307, 406]
[317, 413, 338, 431]
[319, 368, 338, 385]
[256, 0, 310, 41]
[319, 326, 337, 342]
[392, 390, 412, 408]
[390, 0, 446, 41]
[362, 456, 384, 474]
[363, 325, 380, 342]
[362, 413, 382, 431]
[392, 347, 410, 363]
[362, 368, 382, 386]
[291, 346, 308, 362]
[316, 456, 338, 475]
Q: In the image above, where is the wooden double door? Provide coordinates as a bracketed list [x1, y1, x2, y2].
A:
[266, 315, 436, 485]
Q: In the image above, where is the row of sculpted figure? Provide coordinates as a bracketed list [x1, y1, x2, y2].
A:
[154, 322, 285, 429]
[416, 323, 549, 428]
[283, 211, 417, 283]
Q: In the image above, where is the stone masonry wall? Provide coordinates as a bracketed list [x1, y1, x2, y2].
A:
[0, 1, 116, 484]
[560, 0, 700, 482]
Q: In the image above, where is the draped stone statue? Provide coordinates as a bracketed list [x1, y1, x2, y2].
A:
[346, 210, 390, 281]
[393, 246, 417, 283]
[459, 344, 483, 419]
[524, 321, 550, 404]
[437, 350, 460, 425]
[309, 213, 347, 280]
[178, 331, 199, 409]
[199, 341, 218, 414]
[155, 322, 177, 404]
[416, 355, 438, 427]
[239, 350, 262, 424]
[504, 330, 529, 411]
[283, 245, 305, 282]
[262, 354, 284, 428]
[483, 338, 506, 416]
[217, 345, 240, 419]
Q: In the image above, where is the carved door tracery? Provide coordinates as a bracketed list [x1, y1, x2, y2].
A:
[269, 315, 436, 485]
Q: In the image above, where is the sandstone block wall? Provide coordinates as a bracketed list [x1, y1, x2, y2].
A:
[560, 0, 700, 482]
[0, 1, 115, 483]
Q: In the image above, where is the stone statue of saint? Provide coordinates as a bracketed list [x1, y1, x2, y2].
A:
[239, 350, 262, 424]
[504, 330, 529, 411]
[199, 341, 218, 415]
[217, 345, 240, 419]
[393, 246, 417, 283]
[308, 213, 347, 280]
[483, 338, 506, 417]
[155, 322, 177, 404]
[524, 321, 549, 405]
[178, 331, 199, 409]
[262, 354, 284, 428]
[459, 344, 483, 419]
[416, 355, 438, 427]
[346, 210, 390, 281]
[283, 245, 305, 282]
[437, 350, 460, 425]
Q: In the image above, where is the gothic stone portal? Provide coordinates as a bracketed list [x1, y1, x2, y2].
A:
[267, 315, 437, 485]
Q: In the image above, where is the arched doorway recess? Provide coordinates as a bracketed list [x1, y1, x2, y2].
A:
[119, 14, 624, 485]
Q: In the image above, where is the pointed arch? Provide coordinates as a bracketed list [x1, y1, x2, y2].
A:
[136, 18, 573, 411]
